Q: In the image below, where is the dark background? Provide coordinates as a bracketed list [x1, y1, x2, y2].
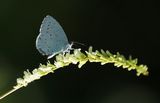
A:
[0, 0, 159, 103]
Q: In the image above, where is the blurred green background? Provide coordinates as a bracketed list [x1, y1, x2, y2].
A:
[0, 0, 159, 103]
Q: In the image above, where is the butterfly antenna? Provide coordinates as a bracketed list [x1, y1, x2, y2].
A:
[71, 41, 86, 47]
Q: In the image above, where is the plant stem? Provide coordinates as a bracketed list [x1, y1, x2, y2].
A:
[0, 87, 21, 100]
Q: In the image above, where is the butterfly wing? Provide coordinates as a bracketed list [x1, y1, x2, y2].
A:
[36, 15, 69, 58]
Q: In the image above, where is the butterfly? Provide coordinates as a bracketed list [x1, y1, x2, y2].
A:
[36, 15, 72, 59]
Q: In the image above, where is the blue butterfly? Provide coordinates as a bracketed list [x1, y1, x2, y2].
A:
[36, 15, 72, 59]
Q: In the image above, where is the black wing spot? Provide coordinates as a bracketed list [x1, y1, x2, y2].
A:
[47, 27, 49, 30]
[49, 34, 52, 37]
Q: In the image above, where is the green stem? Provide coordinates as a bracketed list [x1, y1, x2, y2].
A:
[0, 47, 149, 100]
[0, 87, 21, 100]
